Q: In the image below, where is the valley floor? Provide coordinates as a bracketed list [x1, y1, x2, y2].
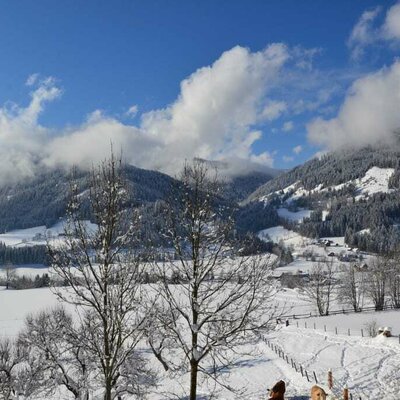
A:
[1, 285, 399, 399]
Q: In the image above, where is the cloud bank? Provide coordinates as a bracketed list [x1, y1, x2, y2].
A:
[348, 2, 400, 60]
[307, 60, 400, 150]
[0, 44, 298, 184]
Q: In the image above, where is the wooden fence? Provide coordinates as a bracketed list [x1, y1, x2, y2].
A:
[263, 337, 363, 400]
[279, 303, 399, 321]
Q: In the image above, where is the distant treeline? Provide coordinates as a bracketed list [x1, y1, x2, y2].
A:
[0, 242, 48, 265]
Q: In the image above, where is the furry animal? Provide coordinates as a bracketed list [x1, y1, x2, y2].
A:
[310, 385, 327, 400]
[268, 380, 286, 400]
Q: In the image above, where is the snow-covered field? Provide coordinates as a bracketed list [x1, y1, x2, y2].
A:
[258, 226, 310, 248]
[1, 283, 398, 399]
[0, 220, 97, 247]
[0, 219, 397, 398]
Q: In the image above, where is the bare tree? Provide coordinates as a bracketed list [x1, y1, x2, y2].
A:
[0, 337, 43, 399]
[48, 154, 154, 400]
[386, 254, 400, 308]
[365, 257, 387, 311]
[147, 160, 277, 400]
[1, 263, 16, 290]
[18, 306, 93, 399]
[302, 258, 336, 316]
[338, 263, 366, 312]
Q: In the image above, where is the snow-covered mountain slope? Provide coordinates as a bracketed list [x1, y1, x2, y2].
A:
[247, 146, 400, 203]
[259, 166, 395, 206]
[245, 146, 400, 253]
[0, 165, 178, 233]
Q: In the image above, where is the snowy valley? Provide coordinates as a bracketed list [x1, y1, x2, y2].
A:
[1, 148, 400, 399]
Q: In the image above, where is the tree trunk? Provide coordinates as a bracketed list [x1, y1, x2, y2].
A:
[104, 376, 113, 400]
[189, 359, 198, 400]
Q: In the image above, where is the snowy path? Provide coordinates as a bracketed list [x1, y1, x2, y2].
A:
[268, 325, 400, 399]
[146, 338, 312, 400]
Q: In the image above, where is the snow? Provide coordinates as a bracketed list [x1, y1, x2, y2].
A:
[0, 287, 68, 337]
[322, 210, 329, 221]
[357, 228, 371, 236]
[260, 167, 395, 208]
[277, 208, 311, 223]
[354, 166, 394, 198]
[0, 221, 397, 399]
[0, 220, 98, 247]
[258, 226, 310, 247]
[0, 278, 399, 398]
[12, 266, 49, 277]
[319, 167, 395, 200]
[268, 323, 400, 400]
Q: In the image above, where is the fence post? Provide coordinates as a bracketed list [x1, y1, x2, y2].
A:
[300, 365, 304, 376]
[305, 370, 310, 382]
[335, 327, 338, 335]
[324, 325, 326, 332]
[361, 329, 363, 337]
[313, 371, 318, 383]
[314, 322, 316, 330]
[305, 322, 307, 329]
[296, 321, 299, 328]
[328, 369, 333, 390]
[348, 328, 351, 336]
[343, 386, 349, 400]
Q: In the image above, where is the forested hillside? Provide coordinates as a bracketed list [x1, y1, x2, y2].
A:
[246, 146, 400, 253]
[0, 166, 177, 233]
[248, 146, 400, 202]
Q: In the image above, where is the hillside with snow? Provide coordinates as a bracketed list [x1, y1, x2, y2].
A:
[244, 146, 400, 253]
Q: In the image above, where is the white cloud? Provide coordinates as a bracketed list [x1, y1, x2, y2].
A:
[348, 7, 381, 60]
[383, 2, 400, 40]
[260, 100, 287, 121]
[250, 150, 275, 168]
[26, 73, 39, 87]
[135, 44, 289, 174]
[307, 60, 400, 150]
[0, 78, 61, 183]
[348, 3, 400, 60]
[291, 46, 322, 71]
[293, 145, 303, 154]
[0, 44, 297, 183]
[282, 155, 294, 163]
[126, 104, 138, 117]
[282, 121, 294, 132]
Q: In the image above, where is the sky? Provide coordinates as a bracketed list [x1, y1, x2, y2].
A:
[0, 0, 399, 183]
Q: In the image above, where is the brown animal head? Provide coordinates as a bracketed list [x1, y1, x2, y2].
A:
[310, 385, 327, 400]
[268, 380, 285, 400]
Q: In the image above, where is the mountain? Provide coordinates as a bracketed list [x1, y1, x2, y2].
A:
[245, 146, 400, 253]
[0, 165, 178, 233]
[193, 157, 281, 202]
[0, 162, 278, 235]
[5, 146, 400, 257]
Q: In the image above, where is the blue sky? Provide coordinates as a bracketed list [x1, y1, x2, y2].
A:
[0, 0, 399, 181]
